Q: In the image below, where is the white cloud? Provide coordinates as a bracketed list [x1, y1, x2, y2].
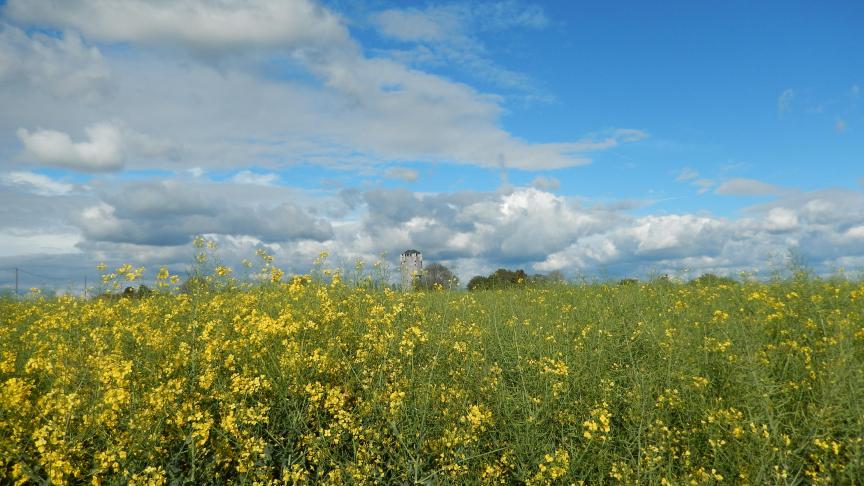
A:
[763, 207, 798, 232]
[374, 9, 455, 43]
[3, 0, 349, 54]
[0, 230, 81, 257]
[384, 167, 419, 182]
[1, 171, 73, 196]
[73, 179, 334, 246]
[231, 170, 280, 186]
[3, 179, 864, 284]
[628, 214, 721, 253]
[373, 2, 547, 44]
[0, 9, 641, 174]
[844, 225, 864, 240]
[17, 123, 124, 171]
[15, 122, 177, 172]
[715, 178, 787, 197]
[371, 2, 548, 93]
[530, 175, 559, 191]
[0, 22, 110, 100]
[675, 168, 714, 193]
[3, 2, 861, 282]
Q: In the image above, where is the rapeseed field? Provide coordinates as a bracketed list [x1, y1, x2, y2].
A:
[2, 249, 863, 484]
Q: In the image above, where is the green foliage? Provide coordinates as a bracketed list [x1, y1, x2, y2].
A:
[690, 273, 738, 287]
[467, 268, 529, 290]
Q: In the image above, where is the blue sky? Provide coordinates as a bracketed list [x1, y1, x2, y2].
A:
[0, 0, 862, 288]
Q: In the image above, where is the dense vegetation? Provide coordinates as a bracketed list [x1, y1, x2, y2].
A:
[1, 254, 863, 484]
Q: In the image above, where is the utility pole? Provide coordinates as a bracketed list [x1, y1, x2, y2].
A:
[84, 276, 88, 299]
[14, 267, 18, 297]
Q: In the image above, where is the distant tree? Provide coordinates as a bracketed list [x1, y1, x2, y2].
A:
[617, 278, 639, 286]
[490, 268, 527, 287]
[690, 273, 737, 287]
[122, 284, 154, 299]
[467, 268, 528, 291]
[527, 270, 566, 285]
[416, 263, 459, 290]
[467, 275, 490, 291]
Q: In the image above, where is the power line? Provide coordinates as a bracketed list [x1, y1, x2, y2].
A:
[1, 267, 95, 298]
[17, 268, 76, 281]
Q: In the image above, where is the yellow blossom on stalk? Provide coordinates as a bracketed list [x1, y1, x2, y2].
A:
[388, 390, 406, 416]
[527, 448, 570, 485]
[583, 402, 612, 441]
[1, 249, 863, 484]
[313, 250, 329, 266]
[255, 248, 273, 264]
[461, 404, 493, 433]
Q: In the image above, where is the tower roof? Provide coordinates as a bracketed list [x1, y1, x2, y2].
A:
[401, 249, 421, 256]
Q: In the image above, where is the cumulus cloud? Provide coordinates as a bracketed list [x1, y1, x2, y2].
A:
[16, 123, 124, 171]
[0, 22, 110, 100]
[16, 122, 177, 172]
[4, 177, 864, 285]
[715, 178, 788, 197]
[0, 3, 642, 174]
[345, 185, 864, 278]
[762, 207, 798, 232]
[0, 171, 73, 196]
[0, 182, 91, 265]
[75, 180, 333, 246]
[3, 0, 349, 54]
[2, 2, 861, 285]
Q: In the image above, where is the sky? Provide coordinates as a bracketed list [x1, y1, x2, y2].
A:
[1, 0, 863, 290]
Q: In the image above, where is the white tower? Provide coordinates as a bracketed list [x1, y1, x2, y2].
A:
[400, 249, 422, 289]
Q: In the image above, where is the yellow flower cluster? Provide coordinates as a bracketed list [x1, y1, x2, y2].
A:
[583, 402, 612, 442]
[1, 261, 863, 484]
